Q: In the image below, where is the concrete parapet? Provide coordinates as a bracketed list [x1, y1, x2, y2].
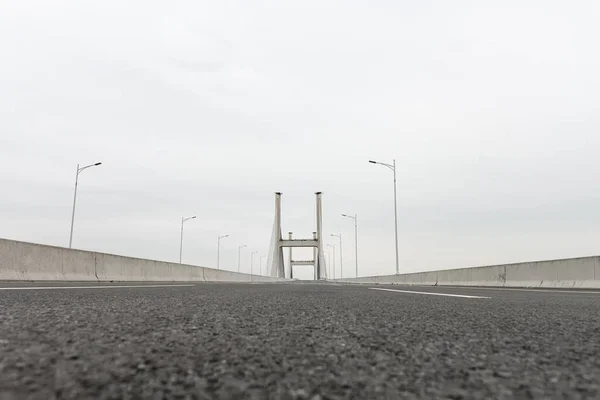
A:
[0, 238, 288, 283]
[335, 256, 600, 289]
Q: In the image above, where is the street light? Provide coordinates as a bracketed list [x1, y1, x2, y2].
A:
[342, 213, 358, 278]
[331, 233, 342, 280]
[180, 216, 197, 263]
[217, 234, 229, 270]
[327, 243, 336, 280]
[69, 162, 102, 248]
[369, 159, 399, 275]
[238, 244, 247, 272]
[251, 251, 258, 275]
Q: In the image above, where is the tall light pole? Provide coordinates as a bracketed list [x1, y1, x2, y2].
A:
[327, 243, 336, 280]
[238, 244, 247, 272]
[260, 255, 267, 276]
[69, 162, 102, 248]
[342, 213, 358, 278]
[331, 233, 342, 280]
[217, 234, 229, 270]
[180, 216, 196, 263]
[251, 251, 258, 275]
[369, 159, 399, 275]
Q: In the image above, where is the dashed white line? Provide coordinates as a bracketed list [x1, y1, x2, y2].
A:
[412, 285, 600, 295]
[370, 287, 491, 299]
[0, 284, 195, 291]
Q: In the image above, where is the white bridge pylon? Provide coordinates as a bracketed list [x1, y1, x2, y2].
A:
[266, 192, 327, 280]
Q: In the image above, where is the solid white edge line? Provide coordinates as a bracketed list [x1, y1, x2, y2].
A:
[370, 287, 491, 299]
[0, 284, 196, 291]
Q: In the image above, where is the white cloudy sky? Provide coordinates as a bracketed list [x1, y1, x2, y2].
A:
[1, 1, 599, 280]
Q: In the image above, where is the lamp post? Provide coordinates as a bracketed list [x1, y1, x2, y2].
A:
[238, 244, 247, 272]
[217, 234, 229, 270]
[369, 159, 399, 275]
[180, 216, 196, 264]
[342, 213, 358, 278]
[69, 162, 102, 248]
[251, 251, 258, 275]
[331, 233, 342, 280]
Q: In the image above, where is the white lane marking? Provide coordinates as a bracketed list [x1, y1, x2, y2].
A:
[370, 288, 491, 299]
[413, 285, 600, 295]
[0, 284, 195, 291]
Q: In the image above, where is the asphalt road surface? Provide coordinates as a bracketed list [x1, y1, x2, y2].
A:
[1, 281, 600, 399]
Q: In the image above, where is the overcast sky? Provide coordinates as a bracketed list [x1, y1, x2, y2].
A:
[2, 1, 599, 280]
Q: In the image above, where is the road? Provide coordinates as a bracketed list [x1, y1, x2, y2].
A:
[1, 281, 599, 399]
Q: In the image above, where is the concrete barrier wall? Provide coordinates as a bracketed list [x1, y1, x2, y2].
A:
[337, 256, 600, 289]
[0, 238, 288, 283]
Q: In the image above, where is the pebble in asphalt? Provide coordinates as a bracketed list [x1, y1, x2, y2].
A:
[1, 282, 600, 399]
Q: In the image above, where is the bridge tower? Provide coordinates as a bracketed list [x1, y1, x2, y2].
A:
[266, 192, 327, 280]
[288, 232, 319, 279]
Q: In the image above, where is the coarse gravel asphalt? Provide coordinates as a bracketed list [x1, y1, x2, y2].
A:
[1, 281, 600, 399]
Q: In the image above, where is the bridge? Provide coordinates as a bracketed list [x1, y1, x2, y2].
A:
[1, 235, 600, 398]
